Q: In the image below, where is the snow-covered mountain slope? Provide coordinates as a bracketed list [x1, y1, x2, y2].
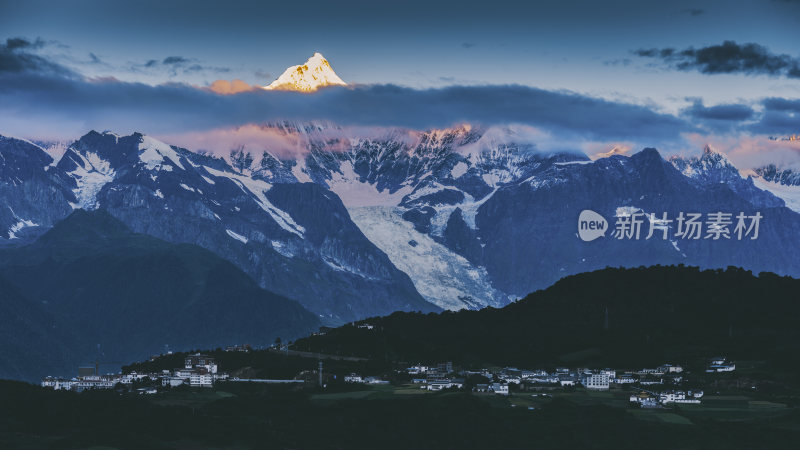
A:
[4, 123, 800, 318]
[754, 164, 800, 186]
[0, 136, 76, 243]
[348, 206, 508, 310]
[249, 123, 588, 309]
[744, 164, 800, 213]
[264, 53, 346, 92]
[470, 147, 800, 296]
[750, 177, 800, 212]
[0, 131, 436, 324]
[246, 122, 800, 308]
[252, 124, 800, 298]
[668, 145, 784, 209]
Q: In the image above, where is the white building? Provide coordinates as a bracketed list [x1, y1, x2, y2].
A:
[489, 383, 509, 395]
[162, 376, 186, 387]
[583, 373, 610, 390]
[659, 390, 701, 405]
[185, 354, 217, 374]
[426, 380, 463, 391]
[707, 356, 735, 372]
[615, 374, 636, 384]
[600, 369, 617, 380]
[658, 364, 683, 374]
[364, 376, 390, 385]
[189, 371, 213, 387]
[344, 373, 364, 383]
[629, 392, 659, 408]
[406, 365, 428, 375]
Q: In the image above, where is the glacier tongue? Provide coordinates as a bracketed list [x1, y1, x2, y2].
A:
[347, 206, 507, 310]
[752, 177, 800, 213]
[63, 151, 115, 210]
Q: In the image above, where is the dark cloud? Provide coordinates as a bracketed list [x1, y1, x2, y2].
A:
[0, 37, 77, 77]
[603, 58, 631, 67]
[684, 100, 754, 121]
[749, 98, 800, 135]
[162, 56, 190, 65]
[461, 42, 476, 49]
[677, 97, 800, 136]
[135, 55, 229, 76]
[0, 64, 693, 143]
[680, 8, 705, 16]
[5, 37, 46, 50]
[681, 99, 755, 132]
[634, 41, 800, 79]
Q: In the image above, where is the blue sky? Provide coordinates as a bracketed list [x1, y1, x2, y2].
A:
[3, 0, 798, 96]
[1, 0, 799, 163]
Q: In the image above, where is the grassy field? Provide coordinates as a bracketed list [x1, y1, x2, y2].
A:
[3, 379, 800, 450]
[151, 390, 236, 407]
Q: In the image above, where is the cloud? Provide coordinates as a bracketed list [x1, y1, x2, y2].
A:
[603, 58, 632, 67]
[461, 42, 476, 49]
[586, 144, 634, 160]
[679, 8, 705, 16]
[134, 55, 230, 77]
[162, 56, 190, 65]
[677, 97, 800, 136]
[749, 98, 800, 135]
[0, 78, 690, 153]
[0, 37, 78, 77]
[633, 41, 800, 79]
[6, 38, 797, 162]
[5, 37, 46, 51]
[681, 99, 756, 132]
[0, 45, 694, 147]
[207, 79, 257, 95]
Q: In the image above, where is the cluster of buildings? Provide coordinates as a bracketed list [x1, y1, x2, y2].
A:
[343, 359, 727, 399]
[629, 389, 704, 407]
[41, 354, 229, 392]
[161, 353, 226, 388]
[406, 363, 688, 394]
[706, 357, 736, 373]
[343, 374, 389, 385]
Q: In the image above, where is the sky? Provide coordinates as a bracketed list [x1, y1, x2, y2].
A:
[1, 0, 799, 165]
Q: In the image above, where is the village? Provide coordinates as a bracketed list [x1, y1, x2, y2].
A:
[40, 346, 737, 409]
[344, 357, 734, 408]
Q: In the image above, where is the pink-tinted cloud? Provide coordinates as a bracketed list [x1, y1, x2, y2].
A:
[207, 79, 257, 95]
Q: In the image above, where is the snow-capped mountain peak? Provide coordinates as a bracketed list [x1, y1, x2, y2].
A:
[669, 145, 736, 180]
[264, 53, 347, 92]
[138, 134, 185, 170]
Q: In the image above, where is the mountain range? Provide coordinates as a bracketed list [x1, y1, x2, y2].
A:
[2, 124, 800, 321]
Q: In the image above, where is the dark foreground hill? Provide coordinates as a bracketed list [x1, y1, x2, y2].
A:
[0, 210, 319, 381]
[293, 265, 800, 371]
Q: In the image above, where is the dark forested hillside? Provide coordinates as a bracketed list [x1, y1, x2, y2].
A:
[0, 210, 320, 381]
[293, 266, 800, 370]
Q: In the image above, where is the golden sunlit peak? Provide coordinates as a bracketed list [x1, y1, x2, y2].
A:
[263, 52, 347, 92]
